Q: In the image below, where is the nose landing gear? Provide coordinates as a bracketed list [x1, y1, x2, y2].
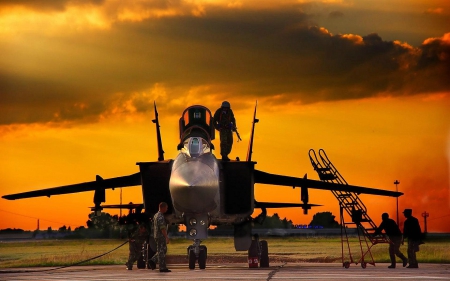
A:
[187, 239, 207, 269]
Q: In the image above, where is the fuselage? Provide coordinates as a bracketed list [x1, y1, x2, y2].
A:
[169, 137, 221, 218]
[167, 136, 255, 240]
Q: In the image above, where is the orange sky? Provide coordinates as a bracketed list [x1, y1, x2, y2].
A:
[1, 0, 449, 232]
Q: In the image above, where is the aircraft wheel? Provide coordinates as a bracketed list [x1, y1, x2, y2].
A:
[343, 261, 350, 268]
[188, 249, 196, 270]
[198, 246, 207, 270]
[259, 240, 269, 268]
[361, 262, 367, 269]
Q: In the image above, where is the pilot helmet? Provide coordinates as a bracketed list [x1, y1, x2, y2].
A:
[221, 101, 230, 108]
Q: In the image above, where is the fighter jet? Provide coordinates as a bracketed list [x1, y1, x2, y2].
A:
[2, 102, 402, 269]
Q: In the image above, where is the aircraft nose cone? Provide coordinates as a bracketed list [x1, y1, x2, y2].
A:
[169, 158, 219, 213]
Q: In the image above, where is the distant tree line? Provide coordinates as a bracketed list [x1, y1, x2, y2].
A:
[1, 212, 148, 239]
[1, 211, 340, 239]
[213, 211, 340, 232]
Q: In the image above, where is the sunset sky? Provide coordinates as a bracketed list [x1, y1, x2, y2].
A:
[1, 0, 449, 233]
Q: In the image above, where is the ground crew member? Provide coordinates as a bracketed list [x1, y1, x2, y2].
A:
[402, 208, 422, 268]
[126, 223, 148, 270]
[149, 202, 171, 272]
[373, 213, 408, 268]
[213, 101, 236, 161]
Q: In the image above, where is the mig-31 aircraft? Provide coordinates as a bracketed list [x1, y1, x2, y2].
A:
[2, 102, 402, 269]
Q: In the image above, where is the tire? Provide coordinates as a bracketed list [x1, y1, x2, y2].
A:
[259, 240, 269, 268]
[188, 248, 196, 270]
[198, 246, 207, 269]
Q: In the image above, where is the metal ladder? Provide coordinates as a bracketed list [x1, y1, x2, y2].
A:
[309, 149, 389, 268]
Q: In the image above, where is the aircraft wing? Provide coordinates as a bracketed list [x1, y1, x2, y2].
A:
[91, 203, 144, 209]
[255, 201, 321, 208]
[254, 170, 402, 197]
[2, 172, 141, 200]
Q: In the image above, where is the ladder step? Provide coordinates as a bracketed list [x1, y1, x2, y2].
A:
[319, 174, 336, 181]
[336, 194, 352, 198]
[316, 167, 331, 172]
[344, 202, 357, 206]
[363, 227, 377, 231]
[371, 239, 390, 245]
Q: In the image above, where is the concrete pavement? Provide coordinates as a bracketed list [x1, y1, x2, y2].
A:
[1, 263, 449, 281]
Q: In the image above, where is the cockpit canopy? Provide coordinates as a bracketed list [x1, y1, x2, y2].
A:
[179, 105, 215, 143]
[181, 137, 211, 158]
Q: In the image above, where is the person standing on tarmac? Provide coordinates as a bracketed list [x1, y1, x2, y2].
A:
[213, 101, 236, 161]
[126, 223, 148, 270]
[149, 202, 171, 273]
[402, 208, 423, 268]
[373, 213, 408, 268]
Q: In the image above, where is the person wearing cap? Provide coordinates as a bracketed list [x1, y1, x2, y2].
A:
[149, 202, 171, 272]
[213, 101, 237, 161]
[374, 213, 408, 268]
[402, 208, 422, 268]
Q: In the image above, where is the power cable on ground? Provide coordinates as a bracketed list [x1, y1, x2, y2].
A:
[0, 240, 129, 274]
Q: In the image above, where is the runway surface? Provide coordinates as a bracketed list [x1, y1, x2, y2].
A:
[1, 263, 450, 281]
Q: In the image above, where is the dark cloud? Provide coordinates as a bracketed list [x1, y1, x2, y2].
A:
[1, 5, 449, 125]
[0, 0, 105, 11]
[328, 11, 344, 19]
[415, 35, 450, 91]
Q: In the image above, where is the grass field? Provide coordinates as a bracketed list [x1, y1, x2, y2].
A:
[1, 237, 449, 268]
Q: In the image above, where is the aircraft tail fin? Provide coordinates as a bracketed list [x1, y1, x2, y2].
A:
[246, 101, 259, 162]
[152, 101, 165, 161]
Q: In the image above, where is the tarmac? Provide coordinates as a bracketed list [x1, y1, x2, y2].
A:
[1, 263, 450, 281]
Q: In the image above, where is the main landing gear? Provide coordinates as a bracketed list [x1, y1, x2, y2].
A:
[248, 234, 270, 268]
[187, 239, 207, 270]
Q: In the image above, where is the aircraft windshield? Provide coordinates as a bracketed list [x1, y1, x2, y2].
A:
[182, 137, 211, 158]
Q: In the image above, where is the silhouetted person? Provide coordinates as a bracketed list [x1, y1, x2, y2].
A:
[213, 101, 236, 161]
[402, 208, 422, 268]
[149, 202, 171, 272]
[126, 223, 148, 270]
[374, 213, 407, 268]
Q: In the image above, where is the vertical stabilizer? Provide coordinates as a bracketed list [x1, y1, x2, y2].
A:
[246, 101, 259, 162]
[152, 101, 165, 161]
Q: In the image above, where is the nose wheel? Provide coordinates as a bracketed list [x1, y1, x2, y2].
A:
[187, 239, 207, 270]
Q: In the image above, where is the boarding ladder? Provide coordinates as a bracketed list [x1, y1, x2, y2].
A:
[308, 149, 390, 268]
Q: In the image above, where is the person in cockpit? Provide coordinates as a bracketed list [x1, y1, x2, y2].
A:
[213, 101, 236, 161]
